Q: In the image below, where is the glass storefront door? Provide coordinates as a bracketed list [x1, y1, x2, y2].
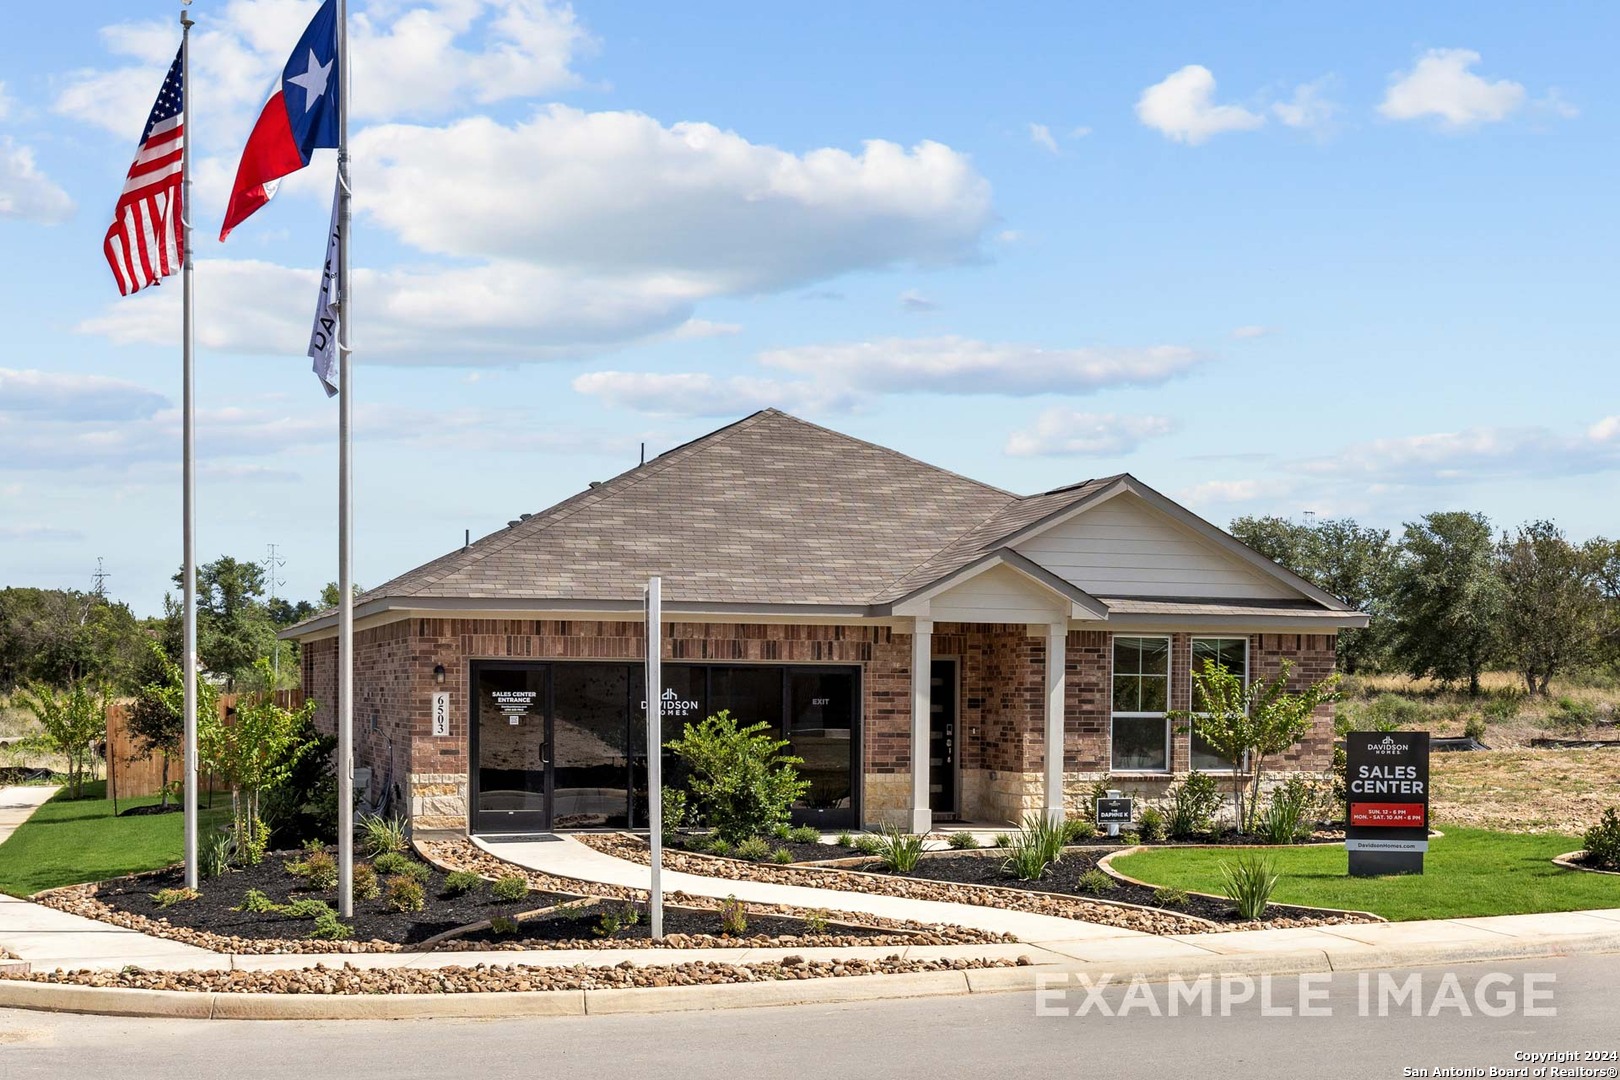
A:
[470, 662, 550, 833]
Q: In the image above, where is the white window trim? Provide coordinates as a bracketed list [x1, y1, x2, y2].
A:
[1110, 634, 1172, 774]
[1189, 635, 1249, 774]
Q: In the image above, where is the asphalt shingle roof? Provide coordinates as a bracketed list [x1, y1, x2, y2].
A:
[361, 409, 1024, 607]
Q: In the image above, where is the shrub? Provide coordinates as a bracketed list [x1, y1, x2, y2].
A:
[1261, 777, 1313, 845]
[660, 787, 690, 846]
[236, 889, 279, 914]
[490, 874, 530, 902]
[735, 836, 772, 861]
[1136, 807, 1166, 844]
[1552, 697, 1597, 733]
[802, 909, 830, 935]
[1001, 836, 1053, 881]
[200, 831, 236, 880]
[873, 825, 924, 872]
[1165, 770, 1222, 840]
[152, 887, 199, 908]
[372, 851, 413, 877]
[1019, 812, 1066, 864]
[1152, 885, 1189, 908]
[706, 837, 734, 858]
[770, 823, 793, 840]
[1077, 868, 1116, 893]
[834, 831, 855, 848]
[352, 862, 381, 902]
[1219, 853, 1279, 920]
[991, 833, 1013, 849]
[308, 910, 352, 940]
[1463, 715, 1488, 742]
[594, 904, 641, 938]
[289, 848, 338, 890]
[852, 834, 882, 856]
[1061, 818, 1096, 844]
[442, 870, 482, 897]
[489, 915, 520, 936]
[718, 895, 748, 936]
[1483, 694, 1522, 723]
[946, 831, 979, 850]
[280, 897, 333, 920]
[788, 825, 821, 845]
[359, 814, 409, 858]
[384, 874, 425, 913]
[771, 848, 794, 864]
[1582, 807, 1620, 872]
[664, 711, 811, 843]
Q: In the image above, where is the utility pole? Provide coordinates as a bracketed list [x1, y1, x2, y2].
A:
[91, 557, 111, 599]
[263, 543, 287, 679]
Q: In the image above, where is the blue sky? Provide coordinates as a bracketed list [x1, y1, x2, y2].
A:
[2, 1, 1615, 616]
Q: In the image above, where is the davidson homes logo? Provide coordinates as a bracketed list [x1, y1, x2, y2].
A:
[1369, 735, 1409, 756]
[640, 687, 701, 718]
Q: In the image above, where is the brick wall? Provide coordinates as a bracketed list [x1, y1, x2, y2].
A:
[1254, 632, 1339, 770]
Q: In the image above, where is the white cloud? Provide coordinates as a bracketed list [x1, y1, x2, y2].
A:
[0, 137, 74, 224]
[1005, 410, 1176, 457]
[1136, 65, 1264, 145]
[1178, 478, 1299, 505]
[1297, 423, 1620, 484]
[1070, 125, 1093, 138]
[355, 106, 991, 292]
[0, 81, 11, 120]
[757, 337, 1206, 397]
[0, 369, 167, 420]
[576, 337, 1209, 418]
[669, 319, 742, 340]
[899, 289, 937, 313]
[1378, 48, 1526, 129]
[1272, 76, 1340, 133]
[1229, 325, 1275, 340]
[1028, 122, 1059, 153]
[570, 371, 850, 418]
[0, 524, 84, 542]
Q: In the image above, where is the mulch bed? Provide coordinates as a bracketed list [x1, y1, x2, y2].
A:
[451, 900, 901, 947]
[90, 847, 574, 948]
[3, 955, 1028, 995]
[669, 836, 866, 863]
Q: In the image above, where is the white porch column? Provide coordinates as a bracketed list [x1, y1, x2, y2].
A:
[1044, 620, 1067, 824]
[909, 617, 933, 835]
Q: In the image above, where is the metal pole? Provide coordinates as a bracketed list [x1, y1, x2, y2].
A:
[646, 576, 662, 940]
[179, 4, 198, 892]
[335, 0, 354, 918]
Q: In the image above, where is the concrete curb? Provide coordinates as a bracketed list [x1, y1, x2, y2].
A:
[5, 931, 1619, 1020]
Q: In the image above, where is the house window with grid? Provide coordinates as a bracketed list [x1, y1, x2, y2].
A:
[1190, 636, 1248, 772]
[1111, 636, 1170, 771]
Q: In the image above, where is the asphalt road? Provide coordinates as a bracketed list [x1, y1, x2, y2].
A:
[1, 956, 1617, 1080]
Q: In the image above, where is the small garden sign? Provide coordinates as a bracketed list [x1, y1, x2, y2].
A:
[1345, 730, 1430, 876]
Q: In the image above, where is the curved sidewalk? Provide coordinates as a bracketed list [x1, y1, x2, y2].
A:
[472, 834, 1150, 945]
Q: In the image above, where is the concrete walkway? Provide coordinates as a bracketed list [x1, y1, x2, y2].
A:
[0, 786, 58, 848]
[473, 834, 1148, 944]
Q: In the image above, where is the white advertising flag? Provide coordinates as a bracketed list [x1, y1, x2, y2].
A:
[308, 176, 340, 397]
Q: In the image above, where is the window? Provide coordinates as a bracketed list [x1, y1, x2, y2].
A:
[1190, 637, 1248, 772]
[1111, 636, 1170, 771]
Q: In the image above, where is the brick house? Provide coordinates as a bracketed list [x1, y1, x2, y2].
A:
[282, 409, 1365, 836]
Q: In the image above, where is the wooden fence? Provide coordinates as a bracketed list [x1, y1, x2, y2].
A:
[105, 689, 306, 801]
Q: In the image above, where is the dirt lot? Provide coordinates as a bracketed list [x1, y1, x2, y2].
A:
[1431, 748, 1620, 834]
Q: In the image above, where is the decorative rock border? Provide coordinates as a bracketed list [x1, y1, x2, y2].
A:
[575, 833, 1218, 935]
[1552, 850, 1620, 877]
[1097, 847, 1386, 924]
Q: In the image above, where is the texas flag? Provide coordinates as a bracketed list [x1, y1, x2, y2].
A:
[219, 0, 340, 240]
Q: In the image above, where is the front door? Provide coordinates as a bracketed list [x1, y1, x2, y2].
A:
[470, 662, 551, 834]
[929, 659, 959, 817]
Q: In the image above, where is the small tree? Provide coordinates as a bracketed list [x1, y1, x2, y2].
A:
[1497, 521, 1601, 695]
[664, 710, 810, 843]
[1170, 658, 1340, 833]
[12, 680, 107, 799]
[126, 641, 219, 810]
[199, 659, 317, 862]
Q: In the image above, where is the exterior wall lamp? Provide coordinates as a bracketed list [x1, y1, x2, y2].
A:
[432, 664, 446, 685]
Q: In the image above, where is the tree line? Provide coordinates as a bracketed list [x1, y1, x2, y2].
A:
[1231, 512, 1620, 695]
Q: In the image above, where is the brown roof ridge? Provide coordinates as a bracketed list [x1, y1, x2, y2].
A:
[763, 410, 1018, 500]
[370, 410, 780, 600]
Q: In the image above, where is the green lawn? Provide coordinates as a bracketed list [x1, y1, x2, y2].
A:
[1110, 827, 1619, 921]
[0, 781, 232, 897]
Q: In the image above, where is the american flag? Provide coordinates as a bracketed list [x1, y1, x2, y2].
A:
[104, 45, 185, 297]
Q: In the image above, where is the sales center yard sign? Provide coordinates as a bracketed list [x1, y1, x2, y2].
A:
[1345, 731, 1430, 876]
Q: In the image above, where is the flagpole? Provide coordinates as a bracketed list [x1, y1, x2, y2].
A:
[179, 1, 199, 892]
[335, 0, 355, 918]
